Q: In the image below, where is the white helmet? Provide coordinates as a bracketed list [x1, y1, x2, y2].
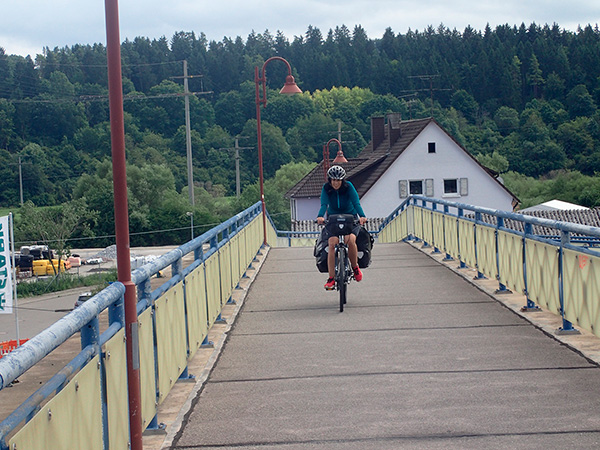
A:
[327, 165, 346, 180]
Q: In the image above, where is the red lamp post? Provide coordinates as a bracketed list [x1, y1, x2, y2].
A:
[254, 56, 302, 245]
[322, 138, 347, 180]
[104, 1, 143, 449]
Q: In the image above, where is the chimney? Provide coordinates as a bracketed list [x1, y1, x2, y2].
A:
[387, 113, 402, 148]
[371, 116, 385, 151]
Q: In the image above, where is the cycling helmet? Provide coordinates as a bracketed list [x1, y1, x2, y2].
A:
[327, 165, 346, 180]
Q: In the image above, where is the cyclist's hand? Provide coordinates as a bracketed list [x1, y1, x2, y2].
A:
[317, 217, 325, 225]
[359, 216, 367, 226]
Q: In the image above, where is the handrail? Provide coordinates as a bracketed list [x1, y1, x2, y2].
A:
[0, 201, 264, 449]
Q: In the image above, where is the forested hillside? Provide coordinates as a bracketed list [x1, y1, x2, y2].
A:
[1, 22, 600, 245]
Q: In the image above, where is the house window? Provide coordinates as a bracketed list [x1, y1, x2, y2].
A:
[444, 179, 458, 194]
[428, 142, 436, 153]
[409, 180, 423, 195]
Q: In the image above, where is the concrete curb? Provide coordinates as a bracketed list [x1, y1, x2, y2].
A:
[142, 246, 270, 450]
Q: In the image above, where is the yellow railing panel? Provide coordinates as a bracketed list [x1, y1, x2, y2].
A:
[9, 355, 103, 450]
[230, 233, 242, 283]
[413, 206, 424, 241]
[563, 249, 600, 337]
[185, 264, 208, 358]
[432, 211, 445, 251]
[476, 225, 498, 280]
[155, 282, 187, 405]
[525, 240, 560, 314]
[421, 209, 433, 244]
[204, 252, 222, 327]
[103, 329, 129, 450]
[219, 245, 233, 304]
[497, 230, 524, 294]
[459, 219, 476, 269]
[444, 215, 459, 260]
[138, 307, 157, 428]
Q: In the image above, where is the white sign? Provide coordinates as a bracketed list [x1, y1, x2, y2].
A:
[0, 215, 13, 314]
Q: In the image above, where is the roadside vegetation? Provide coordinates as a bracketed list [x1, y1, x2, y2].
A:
[16, 269, 117, 298]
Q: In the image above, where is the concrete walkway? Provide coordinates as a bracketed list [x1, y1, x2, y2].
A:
[169, 242, 600, 449]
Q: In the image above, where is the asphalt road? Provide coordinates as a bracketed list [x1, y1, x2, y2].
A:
[0, 246, 177, 342]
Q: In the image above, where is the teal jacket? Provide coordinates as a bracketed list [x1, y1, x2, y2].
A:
[318, 181, 366, 218]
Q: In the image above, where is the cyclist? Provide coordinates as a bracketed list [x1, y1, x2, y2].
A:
[317, 165, 368, 290]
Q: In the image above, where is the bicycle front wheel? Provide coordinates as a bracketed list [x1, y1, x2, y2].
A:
[337, 246, 347, 312]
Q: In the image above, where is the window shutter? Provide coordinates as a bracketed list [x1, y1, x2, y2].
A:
[399, 180, 408, 198]
[460, 178, 468, 196]
[425, 178, 434, 197]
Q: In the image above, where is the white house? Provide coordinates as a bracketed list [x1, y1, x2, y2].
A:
[287, 114, 519, 221]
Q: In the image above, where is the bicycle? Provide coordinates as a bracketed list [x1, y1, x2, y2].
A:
[322, 214, 357, 312]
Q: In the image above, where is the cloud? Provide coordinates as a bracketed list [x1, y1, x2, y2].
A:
[1, 0, 599, 57]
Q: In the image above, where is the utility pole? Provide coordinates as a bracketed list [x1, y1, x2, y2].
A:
[183, 60, 194, 206]
[8, 154, 29, 206]
[18, 155, 23, 206]
[220, 138, 253, 198]
[407, 74, 452, 117]
[170, 61, 212, 207]
[235, 138, 241, 198]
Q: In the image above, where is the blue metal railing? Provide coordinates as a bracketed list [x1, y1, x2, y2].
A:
[0, 202, 263, 450]
[379, 196, 600, 336]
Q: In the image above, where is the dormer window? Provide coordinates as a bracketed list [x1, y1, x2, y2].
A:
[428, 142, 436, 153]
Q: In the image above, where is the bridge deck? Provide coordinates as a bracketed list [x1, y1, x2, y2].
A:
[171, 242, 600, 449]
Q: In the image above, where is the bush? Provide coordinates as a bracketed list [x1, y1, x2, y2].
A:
[17, 270, 118, 298]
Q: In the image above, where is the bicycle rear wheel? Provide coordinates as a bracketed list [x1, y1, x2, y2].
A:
[336, 246, 347, 312]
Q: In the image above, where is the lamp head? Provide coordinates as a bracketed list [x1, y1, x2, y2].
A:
[279, 75, 302, 95]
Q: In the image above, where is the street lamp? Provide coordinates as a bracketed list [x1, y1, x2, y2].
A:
[254, 56, 302, 245]
[322, 138, 347, 181]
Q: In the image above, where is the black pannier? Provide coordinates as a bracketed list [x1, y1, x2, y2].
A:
[314, 223, 374, 272]
[356, 226, 374, 268]
[314, 232, 329, 273]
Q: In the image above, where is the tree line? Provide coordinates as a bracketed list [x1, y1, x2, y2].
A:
[1, 21, 600, 246]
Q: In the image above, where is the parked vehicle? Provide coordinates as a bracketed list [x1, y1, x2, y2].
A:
[74, 292, 93, 308]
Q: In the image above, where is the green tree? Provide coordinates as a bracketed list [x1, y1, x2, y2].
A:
[16, 199, 98, 275]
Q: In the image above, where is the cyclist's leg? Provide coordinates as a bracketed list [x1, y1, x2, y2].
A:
[346, 233, 359, 268]
[327, 236, 339, 279]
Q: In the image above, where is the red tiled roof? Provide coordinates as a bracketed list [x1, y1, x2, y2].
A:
[287, 117, 431, 198]
[287, 115, 519, 205]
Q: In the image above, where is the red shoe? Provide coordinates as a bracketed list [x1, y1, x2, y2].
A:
[353, 267, 362, 282]
[324, 278, 335, 290]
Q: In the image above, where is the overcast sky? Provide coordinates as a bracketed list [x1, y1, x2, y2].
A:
[2, 0, 599, 58]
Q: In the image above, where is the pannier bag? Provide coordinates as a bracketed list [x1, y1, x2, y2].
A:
[314, 225, 374, 272]
[356, 226, 374, 268]
[314, 231, 329, 273]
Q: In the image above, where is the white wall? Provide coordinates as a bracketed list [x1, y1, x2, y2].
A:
[361, 123, 514, 217]
[293, 197, 321, 221]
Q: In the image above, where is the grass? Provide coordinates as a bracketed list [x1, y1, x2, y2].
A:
[17, 270, 118, 298]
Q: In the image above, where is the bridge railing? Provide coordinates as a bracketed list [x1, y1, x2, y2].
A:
[0, 202, 265, 450]
[378, 196, 600, 339]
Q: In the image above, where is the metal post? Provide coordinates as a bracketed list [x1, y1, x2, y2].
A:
[457, 208, 466, 269]
[254, 66, 268, 246]
[495, 217, 510, 293]
[104, 1, 143, 448]
[473, 212, 485, 279]
[18, 156, 23, 206]
[557, 230, 579, 334]
[9, 213, 20, 347]
[235, 138, 241, 198]
[521, 223, 540, 312]
[184, 60, 195, 207]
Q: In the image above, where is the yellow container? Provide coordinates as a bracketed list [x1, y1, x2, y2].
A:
[32, 260, 48, 267]
[33, 266, 47, 276]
